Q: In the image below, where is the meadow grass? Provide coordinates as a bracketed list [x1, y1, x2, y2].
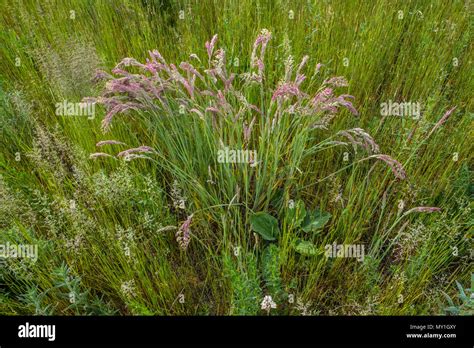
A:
[0, 0, 472, 315]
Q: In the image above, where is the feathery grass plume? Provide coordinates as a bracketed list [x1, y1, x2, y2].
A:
[311, 88, 359, 116]
[205, 34, 218, 63]
[87, 30, 356, 139]
[271, 82, 305, 101]
[370, 154, 407, 180]
[205, 106, 220, 114]
[180, 62, 205, 81]
[89, 152, 115, 159]
[405, 206, 442, 214]
[189, 53, 201, 63]
[123, 154, 153, 161]
[247, 29, 272, 82]
[117, 146, 155, 158]
[114, 57, 146, 70]
[102, 103, 143, 132]
[283, 54, 294, 82]
[243, 117, 256, 143]
[253, 29, 272, 56]
[337, 128, 380, 154]
[428, 106, 457, 137]
[323, 76, 349, 87]
[176, 214, 193, 250]
[326, 140, 349, 147]
[96, 140, 127, 147]
[335, 94, 359, 116]
[189, 107, 203, 116]
[296, 55, 309, 77]
[213, 48, 231, 85]
[170, 63, 195, 98]
[93, 69, 113, 82]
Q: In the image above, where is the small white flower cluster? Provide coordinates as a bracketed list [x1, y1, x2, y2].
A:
[116, 226, 135, 259]
[328, 176, 344, 207]
[120, 279, 137, 299]
[261, 295, 277, 314]
[295, 297, 313, 316]
[171, 180, 186, 210]
[64, 233, 84, 254]
[90, 165, 135, 204]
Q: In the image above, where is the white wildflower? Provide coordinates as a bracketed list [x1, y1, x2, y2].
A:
[120, 280, 137, 298]
[261, 295, 277, 314]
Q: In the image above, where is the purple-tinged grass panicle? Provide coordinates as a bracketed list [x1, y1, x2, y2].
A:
[96, 140, 127, 147]
[250, 29, 272, 80]
[89, 152, 115, 159]
[190, 108, 204, 120]
[243, 117, 256, 143]
[405, 207, 442, 214]
[114, 57, 146, 70]
[205, 34, 218, 62]
[338, 128, 380, 154]
[370, 154, 407, 180]
[117, 146, 155, 158]
[176, 214, 193, 250]
[428, 106, 457, 137]
[88, 30, 362, 155]
[102, 102, 143, 133]
[123, 154, 153, 161]
[324, 76, 349, 87]
[272, 82, 305, 101]
[310, 88, 358, 117]
[93, 69, 113, 82]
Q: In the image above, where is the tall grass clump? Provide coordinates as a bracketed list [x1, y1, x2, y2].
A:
[0, 0, 472, 315]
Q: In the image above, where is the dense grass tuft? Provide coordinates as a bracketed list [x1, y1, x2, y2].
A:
[0, 0, 472, 315]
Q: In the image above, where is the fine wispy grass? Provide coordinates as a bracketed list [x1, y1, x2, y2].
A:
[0, 0, 472, 315]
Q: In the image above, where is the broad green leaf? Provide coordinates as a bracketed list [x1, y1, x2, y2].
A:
[287, 199, 306, 227]
[294, 239, 322, 256]
[302, 209, 331, 233]
[250, 212, 280, 241]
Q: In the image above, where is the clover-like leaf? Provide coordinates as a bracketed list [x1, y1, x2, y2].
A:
[302, 209, 331, 233]
[250, 212, 280, 241]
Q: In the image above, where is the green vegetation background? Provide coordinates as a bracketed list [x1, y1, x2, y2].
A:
[0, 0, 472, 315]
